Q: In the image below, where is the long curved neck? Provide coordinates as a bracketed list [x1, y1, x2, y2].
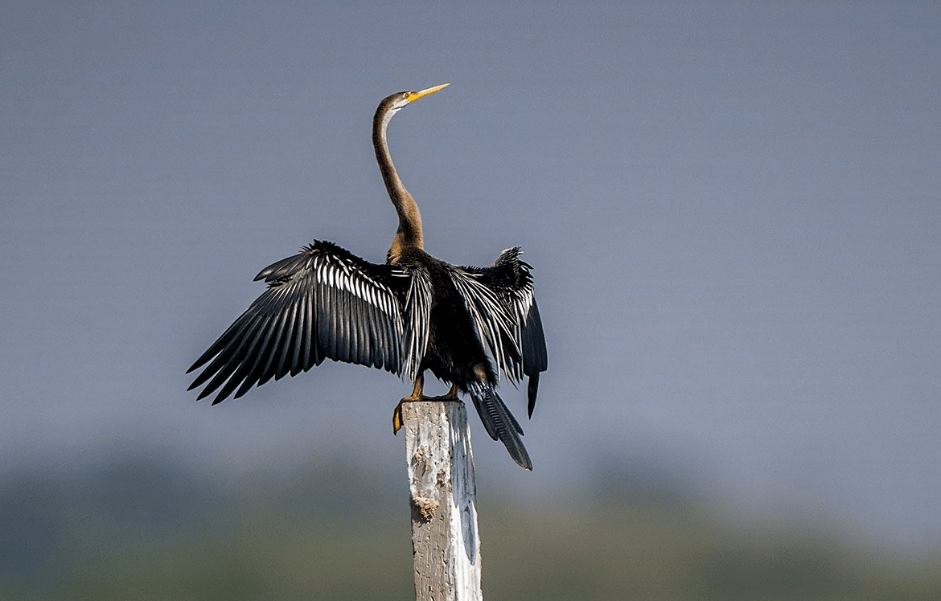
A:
[374, 103, 423, 262]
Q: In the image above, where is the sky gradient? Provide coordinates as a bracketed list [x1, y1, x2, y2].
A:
[3, 1, 940, 555]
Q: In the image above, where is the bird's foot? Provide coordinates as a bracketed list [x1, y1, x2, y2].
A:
[393, 395, 425, 435]
[391, 386, 461, 434]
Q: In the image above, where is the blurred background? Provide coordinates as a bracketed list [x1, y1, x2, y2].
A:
[3, 1, 940, 599]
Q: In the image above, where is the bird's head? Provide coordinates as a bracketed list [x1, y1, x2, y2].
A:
[382, 83, 450, 117]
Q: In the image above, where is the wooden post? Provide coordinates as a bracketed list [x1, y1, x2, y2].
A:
[402, 400, 483, 601]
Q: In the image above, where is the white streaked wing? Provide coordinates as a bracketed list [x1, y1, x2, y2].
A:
[187, 241, 407, 404]
[449, 269, 524, 384]
[400, 267, 432, 382]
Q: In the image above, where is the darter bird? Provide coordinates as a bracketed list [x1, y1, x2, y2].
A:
[187, 84, 547, 469]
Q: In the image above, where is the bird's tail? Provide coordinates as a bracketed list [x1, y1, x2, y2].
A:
[467, 382, 532, 470]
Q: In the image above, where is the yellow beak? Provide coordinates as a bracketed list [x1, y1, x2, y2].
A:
[407, 83, 450, 102]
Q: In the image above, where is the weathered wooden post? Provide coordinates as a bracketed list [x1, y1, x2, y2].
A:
[402, 400, 483, 601]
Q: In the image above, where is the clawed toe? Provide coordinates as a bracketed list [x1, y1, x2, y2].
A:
[392, 387, 462, 434]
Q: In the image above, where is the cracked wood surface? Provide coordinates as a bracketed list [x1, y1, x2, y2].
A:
[402, 401, 482, 601]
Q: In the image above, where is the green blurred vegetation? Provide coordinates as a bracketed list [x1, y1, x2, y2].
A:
[2, 453, 940, 601]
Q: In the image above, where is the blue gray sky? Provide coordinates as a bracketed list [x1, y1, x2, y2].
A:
[3, 1, 940, 554]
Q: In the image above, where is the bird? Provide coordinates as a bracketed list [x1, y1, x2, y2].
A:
[186, 84, 547, 469]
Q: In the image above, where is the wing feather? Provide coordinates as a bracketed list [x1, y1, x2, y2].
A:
[400, 268, 432, 382]
[270, 295, 298, 381]
[461, 247, 548, 416]
[187, 240, 408, 405]
[449, 270, 522, 383]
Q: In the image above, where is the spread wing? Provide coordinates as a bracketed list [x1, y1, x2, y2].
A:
[461, 247, 548, 416]
[187, 240, 409, 404]
[449, 269, 523, 381]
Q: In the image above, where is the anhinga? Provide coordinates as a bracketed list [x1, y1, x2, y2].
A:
[187, 84, 547, 469]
